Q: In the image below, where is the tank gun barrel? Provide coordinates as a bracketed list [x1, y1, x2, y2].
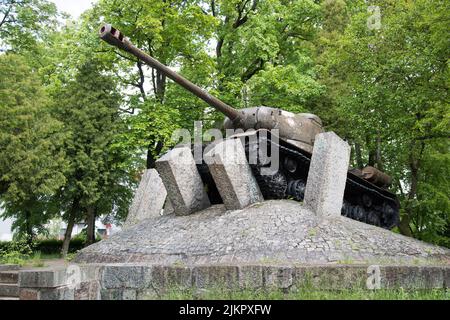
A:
[99, 24, 240, 122]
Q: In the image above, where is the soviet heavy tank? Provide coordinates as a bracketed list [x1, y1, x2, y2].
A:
[99, 24, 399, 229]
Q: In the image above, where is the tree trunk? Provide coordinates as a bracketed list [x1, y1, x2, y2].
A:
[354, 142, 364, 168]
[85, 206, 96, 246]
[61, 198, 80, 257]
[61, 213, 76, 257]
[398, 143, 422, 237]
[25, 210, 33, 247]
[146, 141, 164, 169]
[366, 135, 376, 167]
[156, 70, 166, 103]
[146, 52, 167, 169]
[375, 132, 383, 171]
[398, 215, 413, 237]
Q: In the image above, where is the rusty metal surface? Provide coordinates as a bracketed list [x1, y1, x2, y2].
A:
[362, 166, 393, 187]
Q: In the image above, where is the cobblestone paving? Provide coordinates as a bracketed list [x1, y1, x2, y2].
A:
[75, 200, 450, 265]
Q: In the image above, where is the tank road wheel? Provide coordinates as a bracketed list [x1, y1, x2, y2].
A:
[351, 205, 366, 222]
[341, 201, 351, 218]
[251, 165, 288, 199]
[286, 179, 306, 202]
[381, 202, 399, 229]
[362, 194, 373, 208]
[283, 156, 298, 173]
[366, 210, 381, 226]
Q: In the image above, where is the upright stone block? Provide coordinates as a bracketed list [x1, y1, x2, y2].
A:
[156, 147, 210, 216]
[304, 132, 350, 217]
[205, 139, 263, 210]
[124, 169, 167, 228]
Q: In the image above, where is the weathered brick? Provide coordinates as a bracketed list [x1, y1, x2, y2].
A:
[19, 288, 39, 300]
[19, 269, 67, 288]
[101, 265, 151, 289]
[193, 266, 239, 289]
[238, 265, 263, 289]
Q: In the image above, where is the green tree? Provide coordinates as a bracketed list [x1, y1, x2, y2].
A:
[319, 0, 449, 246]
[52, 59, 133, 254]
[0, 0, 58, 52]
[208, 0, 324, 113]
[0, 54, 67, 243]
[85, 0, 217, 168]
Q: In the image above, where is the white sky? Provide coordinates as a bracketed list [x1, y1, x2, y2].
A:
[50, 0, 97, 19]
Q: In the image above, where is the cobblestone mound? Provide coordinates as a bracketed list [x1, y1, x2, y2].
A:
[75, 200, 450, 265]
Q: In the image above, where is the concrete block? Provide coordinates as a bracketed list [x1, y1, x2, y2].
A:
[101, 265, 151, 289]
[304, 132, 351, 217]
[79, 264, 102, 283]
[73, 281, 100, 300]
[156, 147, 210, 216]
[0, 271, 18, 284]
[292, 265, 366, 290]
[100, 289, 122, 300]
[238, 265, 263, 289]
[19, 288, 39, 300]
[205, 139, 263, 210]
[0, 283, 18, 297]
[125, 169, 167, 228]
[380, 266, 444, 289]
[122, 289, 137, 300]
[151, 265, 192, 291]
[192, 266, 239, 289]
[0, 264, 19, 271]
[39, 286, 74, 300]
[19, 268, 68, 288]
[263, 266, 293, 289]
[74, 282, 90, 300]
[444, 267, 450, 289]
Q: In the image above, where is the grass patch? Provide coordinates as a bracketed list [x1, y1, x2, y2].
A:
[0, 251, 62, 267]
[22, 252, 62, 268]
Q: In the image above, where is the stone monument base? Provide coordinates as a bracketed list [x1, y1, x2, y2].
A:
[17, 201, 449, 300]
[75, 200, 449, 266]
[18, 260, 450, 300]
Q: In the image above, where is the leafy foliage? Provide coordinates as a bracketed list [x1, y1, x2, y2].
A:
[317, 0, 449, 246]
[0, 54, 67, 239]
[0, 0, 58, 52]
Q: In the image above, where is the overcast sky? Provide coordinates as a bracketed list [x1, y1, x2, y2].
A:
[50, 0, 97, 18]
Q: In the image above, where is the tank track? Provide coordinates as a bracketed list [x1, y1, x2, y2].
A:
[246, 135, 399, 230]
[194, 136, 399, 230]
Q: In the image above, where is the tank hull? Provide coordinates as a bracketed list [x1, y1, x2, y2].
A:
[196, 131, 399, 230]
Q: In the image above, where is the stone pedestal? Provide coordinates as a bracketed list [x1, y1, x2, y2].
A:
[156, 147, 210, 216]
[124, 169, 167, 228]
[205, 139, 263, 210]
[304, 132, 351, 217]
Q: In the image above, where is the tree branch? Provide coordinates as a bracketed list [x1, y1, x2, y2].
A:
[233, 0, 258, 29]
[415, 134, 450, 141]
[114, 49, 138, 63]
[241, 57, 264, 82]
[119, 107, 135, 114]
[136, 61, 146, 99]
[211, 0, 216, 17]
[0, 2, 14, 30]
